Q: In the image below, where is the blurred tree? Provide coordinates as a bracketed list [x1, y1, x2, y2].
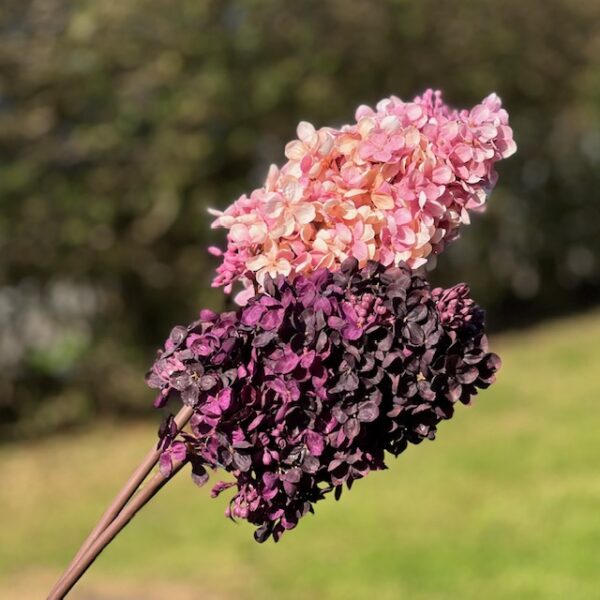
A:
[0, 0, 598, 435]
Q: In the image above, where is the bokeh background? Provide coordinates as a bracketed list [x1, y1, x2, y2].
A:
[1, 1, 599, 598]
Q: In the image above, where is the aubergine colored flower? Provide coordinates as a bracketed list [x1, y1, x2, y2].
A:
[146, 258, 500, 542]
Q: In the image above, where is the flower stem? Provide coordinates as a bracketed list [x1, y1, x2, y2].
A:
[48, 405, 193, 598]
[47, 457, 188, 599]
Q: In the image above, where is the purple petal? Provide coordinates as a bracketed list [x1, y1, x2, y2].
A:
[327, 316, 346, 330]
[191, 463, 209, 487]
[267, 378, 287, 395]
[260, 308, 285, 331]
[313, 296, 332, 315]
[199, 308, 218, 322]
[217, 388, 233, 411]
[241, 304, 265, 326]
[358, 401, 379, 422]
[342, 324, 363, 340]
[170, 441, 187, 462]
[300, 350, 316, 369]
[341, 302, 358, 323]
[274, 351, 301, 374]
[211, 481, 235, 498]
[159, 452, 173, 478]
[305, 431, 324, 456]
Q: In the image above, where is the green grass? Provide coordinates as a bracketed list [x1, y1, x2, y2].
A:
[2, 311, 600, 599]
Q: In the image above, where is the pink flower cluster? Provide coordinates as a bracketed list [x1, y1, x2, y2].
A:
[210, 90, 515, 303]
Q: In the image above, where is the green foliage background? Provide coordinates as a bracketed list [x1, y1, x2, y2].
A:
[1, 0, 599, 434]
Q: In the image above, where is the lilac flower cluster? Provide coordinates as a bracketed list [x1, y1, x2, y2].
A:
[147, 259, 500, 542]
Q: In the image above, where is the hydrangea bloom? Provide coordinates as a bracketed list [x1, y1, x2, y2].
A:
[210, 90, 516, 302]
[147, 259, 500, 542]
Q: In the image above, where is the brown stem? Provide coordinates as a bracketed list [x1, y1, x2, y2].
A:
[47, 458, 188, 600]
[49, 405, 193, 596]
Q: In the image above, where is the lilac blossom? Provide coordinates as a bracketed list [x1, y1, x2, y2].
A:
[147, 258, 500, 542]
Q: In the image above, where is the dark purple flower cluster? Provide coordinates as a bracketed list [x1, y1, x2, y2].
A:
[147, 259, 500, 542]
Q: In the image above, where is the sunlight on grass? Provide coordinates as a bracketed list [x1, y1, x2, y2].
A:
[2, 311, 600, 599]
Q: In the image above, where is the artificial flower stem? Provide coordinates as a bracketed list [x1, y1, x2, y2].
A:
[48, 457, 188, 600]
[49, 405, 193, 595]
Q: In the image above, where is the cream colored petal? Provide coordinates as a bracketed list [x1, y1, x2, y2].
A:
[246, 254, 270, 271]
[297, 121, 316, 142]
[292, 203, 316, 225]
[284, 140, 306, 161]
[372, 192, 395, 210]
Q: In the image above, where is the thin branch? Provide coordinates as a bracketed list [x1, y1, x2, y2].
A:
[47, 458, 188, 599]
[49, 405, 193, 597]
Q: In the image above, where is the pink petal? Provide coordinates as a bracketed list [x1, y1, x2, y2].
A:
[432, 165, 453, 184]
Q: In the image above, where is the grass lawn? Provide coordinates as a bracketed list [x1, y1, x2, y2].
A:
[2, 311, 600, 599]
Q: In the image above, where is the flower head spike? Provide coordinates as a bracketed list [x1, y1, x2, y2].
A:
[148, 260, 500, 542]
[211, 90, 515, 303]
